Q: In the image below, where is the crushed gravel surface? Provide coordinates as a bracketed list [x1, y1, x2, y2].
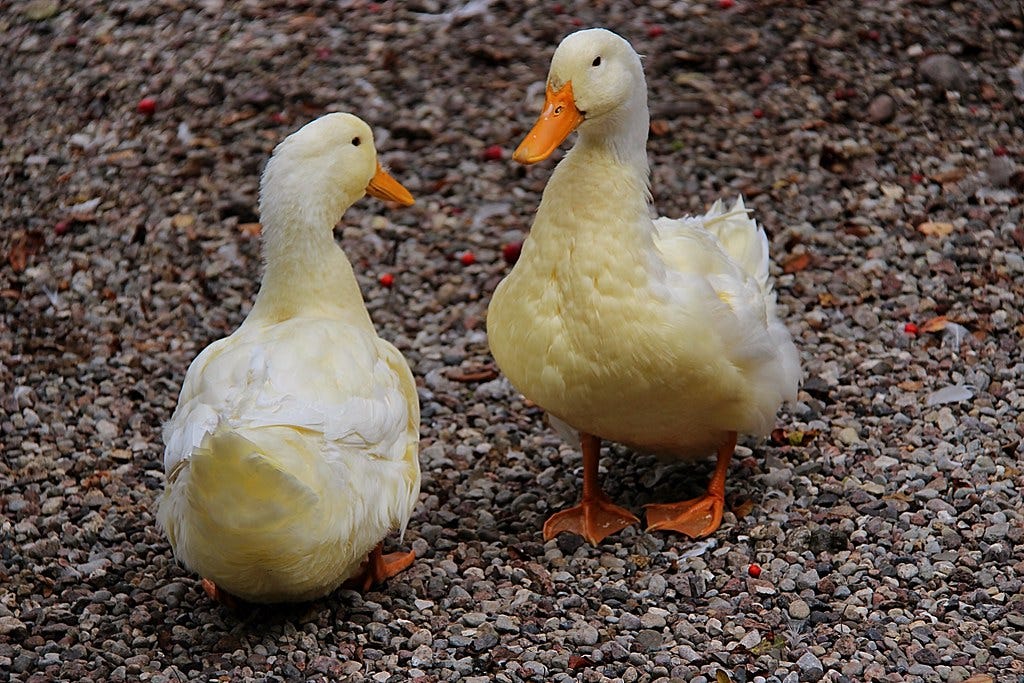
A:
[3, 1, 1024, 682]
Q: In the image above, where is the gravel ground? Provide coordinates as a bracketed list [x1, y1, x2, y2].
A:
[3, 1, 1024, 682]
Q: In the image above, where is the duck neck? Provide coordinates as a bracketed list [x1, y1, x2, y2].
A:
[535, 91, 653, 248]
[246, 198, 373, 329]
[577, 85, 651, 178]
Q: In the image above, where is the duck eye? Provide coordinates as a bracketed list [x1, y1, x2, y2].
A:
[351, 137, 361, 146]
[592, 56, 601, 67]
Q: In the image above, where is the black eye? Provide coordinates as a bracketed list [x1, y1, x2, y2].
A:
[351, 137, 361, 146]
[592, 56, 601, 67]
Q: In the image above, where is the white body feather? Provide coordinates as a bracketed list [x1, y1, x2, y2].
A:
[487, 29, 800, 460]
[158, 114, 420, 603]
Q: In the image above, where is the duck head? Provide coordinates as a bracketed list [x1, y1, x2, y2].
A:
[514, 28, 648, 165]
[260, 112, 413, 230]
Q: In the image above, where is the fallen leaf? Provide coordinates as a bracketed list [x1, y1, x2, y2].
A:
[446, 368, 498, 383]
[732, 498, 755, 519]
[897, 379, 923, 391]
[962, 675, 993, 683]
[104, 150, 139, 166]
[817, 292, 837, 307]
[919, 315, 949, 333]
[716, 671, 734, 683]
[917, 221, 954, 237]
[8, 230, 45, 273]
[220, 110, 256, 126]
[287, 13, 318, 30]
[930, 168, 966, 184]
[171, 213, 195, 230]
[769, 428, 819, 446]
[239, 222, 262, 237]
[782, 252, 811, 274]
[568, 654, 592, 670]
[724, 30, 759, 54]
[649, 119, 670, 136]
[750, 634, 787, 655]
[25, 0, 59, 20]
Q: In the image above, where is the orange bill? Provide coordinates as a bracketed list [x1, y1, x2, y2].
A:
[366, 162, 415, 206]
[513, 82, 584, 164]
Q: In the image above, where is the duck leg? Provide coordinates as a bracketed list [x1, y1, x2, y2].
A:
[543, 433, 639, 545]
[645, 431, 736, 538]
[201, 578, 240, 609]
[347, 543, 416, 591]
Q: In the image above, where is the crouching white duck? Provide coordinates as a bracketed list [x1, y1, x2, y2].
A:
[159, 113, 420, 603]
[487, 29, 801, 544]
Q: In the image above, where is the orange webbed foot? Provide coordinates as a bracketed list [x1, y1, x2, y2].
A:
[345, 544, 416, 592]
[644, 491, 725, 539]
[543, 493, 640, 545]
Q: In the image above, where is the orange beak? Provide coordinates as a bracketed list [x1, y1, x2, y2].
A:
[513, 82, 584, 164]
[366, 162, 415, 206]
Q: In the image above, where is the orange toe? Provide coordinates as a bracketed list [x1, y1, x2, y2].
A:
[543, 494, 640, 545]
[346, 544, 416, 591]
[645, 492, 725, 539]
[201, 578, 240, 608]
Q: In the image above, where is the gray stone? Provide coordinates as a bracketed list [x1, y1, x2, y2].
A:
[919, 54, 970, 92]
[866, 94, 896, 123]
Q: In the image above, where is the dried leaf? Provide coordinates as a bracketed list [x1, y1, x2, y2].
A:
[568, 655, 592, 670]
[750, 634, 787, 655]
[724, 30, 759, 54]
[782, 252, 811, 274]
[716, 671, 734, 683]
[917, 221, 954, 237]
[8, 230, 45, 273]
[649, 119, 670, 136]
[171, 213, 195, 230]
[25, 0, 59, 20]
[220, 110, 256, 126]
[817, 292, 837, 307]
[919, 315, 949, 333]
[239, 222, 262, 237]
[963, 675, 994, 683]
[930, 168, 966, 184]
[104, 150, 139, 166]
[446, 367, 498, 383]
[732, 498, 755, 519]
[897, 379, 923, 391]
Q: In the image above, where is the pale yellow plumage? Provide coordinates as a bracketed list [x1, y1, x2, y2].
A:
[159, 113, 419, 603]
[487, 29, 800, 541]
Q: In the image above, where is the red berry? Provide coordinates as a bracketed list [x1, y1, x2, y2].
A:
[55, 219, 72, 236]
[647, 25, 665, 38]
[502, 241, 523, 265]
[904, 322, 919, 336]
[719, 0, 735, 8]
[867, 29, 880, 41]
[910, 172, 924, 184]
[137, 97, 157, 116]
[459, 251, 476, 266]
[748, 564, 762, 578]
[379, 272, 394, 288]
[270, 112, 287, 125]
[994, 146, 1008, 157]
[482, 145, 504, 161]
[753, 107, 764, 119]
[552, 3, 564, 14]
[315, 46, 331, 60]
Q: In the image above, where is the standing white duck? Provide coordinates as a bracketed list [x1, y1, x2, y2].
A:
[159, 113, 421, 603]
[487, 29, 801, 545]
